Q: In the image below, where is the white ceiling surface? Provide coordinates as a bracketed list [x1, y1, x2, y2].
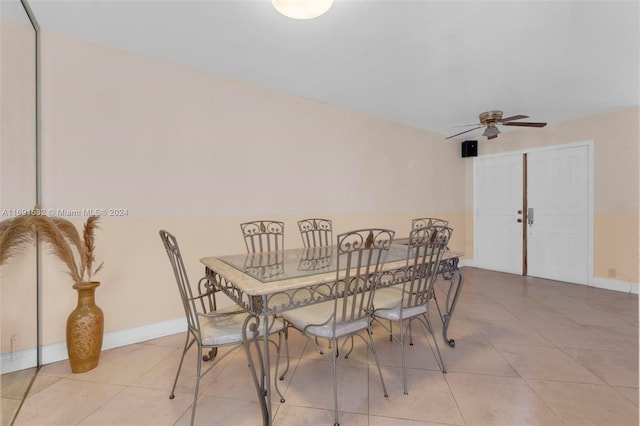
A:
[27, 0, 640, 138]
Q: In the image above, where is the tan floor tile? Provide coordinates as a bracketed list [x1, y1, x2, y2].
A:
[559, 306, 633, 329]
[535, 293, 593, 311]
[614, 386, 639, 406]
[474, 320, 552, 346]
[175, 394, 265, 426]
[495, 343, 603, 383]
[369, 416, 450, 426]
[440, 339, 518, 377]
[370, 329, 443, 371]
[446, 372, 562, 425]
[133, 345, 239, 396]
[586, 323, 639, 354]
[527, 379, 639, 425]
[202, 346, 295, 404]
[14, 378, 123, 425]
[501, 302, 579, 328]
[535, 322, 615, 350]
[275, 404, 368, 426]
[8, 268, 637, 426]
[23, 372, 62, 397]
[281, 328, 310, 359]
[141, 331, 188, 347]
[78, 386, 192, 425]
[433, 315, 488, 344]
[2, 397, 21, 426]
[369, 367, 464, 425]
[0, 368, 37, 399]
[284, 358, 370, 414]
[456, 302, 521, 322]
[37, 358, 73, 378]
[562, 347, 639, 387]
[68, 343, 177, 386]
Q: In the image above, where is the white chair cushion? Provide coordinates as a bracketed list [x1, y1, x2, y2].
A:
[282, 300, 370, 339]
[198, 306, 284, 346]
[373, 287, 427, 322]
[373, 287, 404, 310]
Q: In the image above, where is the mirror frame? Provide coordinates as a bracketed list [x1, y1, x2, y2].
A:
[0, 0, 41, 422]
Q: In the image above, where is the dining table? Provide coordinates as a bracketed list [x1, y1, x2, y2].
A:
[200, 243, 464, 425]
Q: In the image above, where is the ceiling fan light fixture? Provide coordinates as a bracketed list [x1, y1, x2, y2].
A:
[483, 124, 500, 139]
[272, 0, 334, 20]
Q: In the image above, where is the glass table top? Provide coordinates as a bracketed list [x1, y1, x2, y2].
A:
[218, 244, 412, 283]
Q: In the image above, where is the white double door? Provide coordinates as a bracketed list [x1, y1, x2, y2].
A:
[475, 144, 591, 285]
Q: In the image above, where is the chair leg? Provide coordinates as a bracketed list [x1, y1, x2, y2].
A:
[272, 332, 286, 403]
[423, 313, 447, 374]
[279, 327, 291, 381]
[331, 338, 340, 426]
[189, 344, 203, 426]
[367, 327, 389, 398]
[343, 336, 355, 359]
[399, 319, 408, 395]
[170, 333, 195, 399]
[408, 320, 414, 346]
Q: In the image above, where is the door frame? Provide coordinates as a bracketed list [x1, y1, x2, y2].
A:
[473, 140, 594, 285]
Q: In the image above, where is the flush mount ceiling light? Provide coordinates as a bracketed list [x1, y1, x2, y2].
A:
[272, 0, 334, 20]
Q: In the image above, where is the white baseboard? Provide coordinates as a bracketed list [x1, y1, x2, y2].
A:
[591, 277, 638, 294]
[1, 317, 186, 374]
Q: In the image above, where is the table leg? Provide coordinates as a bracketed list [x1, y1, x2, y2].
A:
[433, 260, 464, 348]
[441, 270, 463, 347]
[242, 314, 272, 425]
[263, 315, 272, 425]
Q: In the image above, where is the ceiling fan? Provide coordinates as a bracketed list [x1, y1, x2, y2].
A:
[445, 110, 547, 140]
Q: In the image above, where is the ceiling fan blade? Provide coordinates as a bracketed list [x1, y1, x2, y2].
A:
[499, 115, 529, 123]
[503, 122, 547, 128]
[453, 123, 482, 128]
[445, 126, 484, 139]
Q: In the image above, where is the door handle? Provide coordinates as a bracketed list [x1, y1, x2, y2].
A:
[527, 208, 534, 225]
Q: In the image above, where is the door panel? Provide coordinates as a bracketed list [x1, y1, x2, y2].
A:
[475, 154, 523, 274]
[527, 146, 589, 284]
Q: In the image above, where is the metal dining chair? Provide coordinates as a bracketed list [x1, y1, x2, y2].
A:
[239, 220, 291, 379]
[411, 217, 449, 230]
[372, 225, 453, 395]
[159, 230, 287, 425]
[297, 218, 333, 248]
[282, 228, 395, 426]
[240, 220, 284, 253]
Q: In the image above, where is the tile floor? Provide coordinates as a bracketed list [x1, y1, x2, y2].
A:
[8, 268, 640, 425]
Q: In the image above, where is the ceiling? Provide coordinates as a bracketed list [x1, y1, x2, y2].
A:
[23, 0, 640, 138]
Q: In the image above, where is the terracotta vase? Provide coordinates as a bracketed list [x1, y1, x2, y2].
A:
[66, 281, 104, 373]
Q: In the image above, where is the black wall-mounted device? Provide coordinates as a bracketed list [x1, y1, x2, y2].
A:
[461, 140, 478, 158]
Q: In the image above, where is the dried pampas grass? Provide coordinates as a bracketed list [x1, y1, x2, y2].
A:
[0, 214, 103, 284]
[83, 216, 103, 278]
[0, 216, 35, 265]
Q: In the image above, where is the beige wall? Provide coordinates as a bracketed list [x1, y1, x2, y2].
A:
[2, 28, 638, 358]
[35, 31, 466, 347]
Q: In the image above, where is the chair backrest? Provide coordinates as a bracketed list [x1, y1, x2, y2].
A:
[411, 217, 449, 231]
[240, 220, 284, 253]
[400, 225, 453, 309]
[297, 218, 333, 248]
[332, 228, 395, 325]
[159, 230, 214, 337]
